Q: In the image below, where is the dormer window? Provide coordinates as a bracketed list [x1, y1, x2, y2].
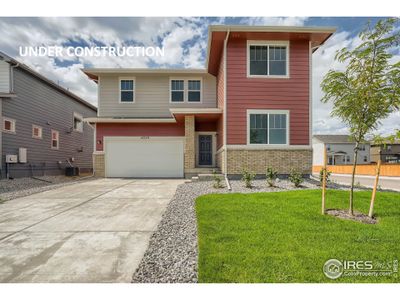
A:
[247, 41, 289, 78]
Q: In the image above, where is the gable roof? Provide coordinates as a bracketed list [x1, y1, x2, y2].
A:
[82, 68, 207, 83]
[313, 135, 355, 144]
[0, 51, 97, 112]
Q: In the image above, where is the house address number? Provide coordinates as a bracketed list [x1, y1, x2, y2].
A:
[141, 136, 150, 139]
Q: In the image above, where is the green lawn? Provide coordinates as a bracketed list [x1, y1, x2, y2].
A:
[196, 189, 400, 283]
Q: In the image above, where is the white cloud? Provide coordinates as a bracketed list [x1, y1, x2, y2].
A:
[243, 17, 308, 26]
[0, 17, 207, 104]
[312, 30, 400, 136]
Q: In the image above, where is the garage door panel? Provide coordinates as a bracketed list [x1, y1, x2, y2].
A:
[105, 138, 184, 178]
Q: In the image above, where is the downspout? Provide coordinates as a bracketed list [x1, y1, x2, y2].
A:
[86, 121, 96, 176]
[223, 30, 231, 190]
[10, 62, 20, 93]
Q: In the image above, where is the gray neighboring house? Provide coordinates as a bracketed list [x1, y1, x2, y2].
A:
[0, 52, 97, 178]
[312, 135, 370, 166]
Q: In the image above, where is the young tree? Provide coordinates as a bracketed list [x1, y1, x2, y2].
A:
[321, 18, 400, 215]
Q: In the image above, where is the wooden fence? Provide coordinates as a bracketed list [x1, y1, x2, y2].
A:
[312, 163, 400, 177]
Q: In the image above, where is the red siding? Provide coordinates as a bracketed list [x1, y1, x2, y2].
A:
[216, 50, 225, 149]
[226, 37, 310, 145]
[96, 122, 184, 151]
[196, 122, 217, 132]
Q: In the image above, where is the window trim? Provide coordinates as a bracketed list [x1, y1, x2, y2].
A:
[51, 129, 60, 150]
[246, 109, 290, 146]
[73, 112, 84, 133]
[2, 117, 16, 134]
[169, 78, 186, 103]
[32, 124, 43, 139]
[119, 77, 135, 103]
[247, 40, 290, 79]
[169, 77, 203, 103]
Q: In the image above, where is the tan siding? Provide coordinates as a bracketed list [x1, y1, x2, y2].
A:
[0, 60, 10, 93]
[98, 73, 217, 117]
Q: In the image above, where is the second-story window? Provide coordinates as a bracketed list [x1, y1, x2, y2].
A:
[32, 125, 42, 139]
[170, 80, 184, 102]
[188, 80, 201, 102]
[248, 41, 289, 77]
[3, 117, 16, 134]
[73, 112, 83, 132]
[120, 78, 135, 102]
[51, 130, 59, 150]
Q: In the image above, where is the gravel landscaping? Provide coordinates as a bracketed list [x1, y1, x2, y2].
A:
[0, 175, 96, 202]
[132, 178, 325, 283]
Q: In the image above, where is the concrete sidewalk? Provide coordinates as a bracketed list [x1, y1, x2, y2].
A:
[0, 178, 183, 283]
[315, 173, 400, 192]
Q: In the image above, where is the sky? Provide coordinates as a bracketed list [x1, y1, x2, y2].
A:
[0, 17, 398, 136]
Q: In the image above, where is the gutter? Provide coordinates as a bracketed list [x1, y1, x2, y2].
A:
[223, 29, 231, 190]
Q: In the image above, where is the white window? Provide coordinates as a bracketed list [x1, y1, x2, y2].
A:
[119, 78, 135, 102]
[51, 130, 59, 149]
[73, 112, 83, 132]
[32, 125, 42, 139]
[363, 155, 368, 162]
[170, 79, 184, 102]
[247, 41, 289, 77]
[247, 110, 289, 145]
[3, 117, 16, 134]
[170, 78, 202, 103]
[188, 80, 201, 102]
[326, 144, 331, 151]
[359, 144, 366, 151]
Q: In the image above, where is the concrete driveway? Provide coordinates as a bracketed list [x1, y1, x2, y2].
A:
[0, 178, 183, 283]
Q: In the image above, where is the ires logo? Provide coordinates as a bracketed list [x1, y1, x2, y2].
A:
[323, 259, 396, 279]
[343, 260, 373, 270]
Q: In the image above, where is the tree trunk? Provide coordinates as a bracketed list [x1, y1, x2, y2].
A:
[349, 143, 359, 215]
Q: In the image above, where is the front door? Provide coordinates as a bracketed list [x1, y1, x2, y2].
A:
[198, 135, 213, 166]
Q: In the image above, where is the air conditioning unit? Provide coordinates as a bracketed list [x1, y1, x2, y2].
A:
[6, 154, 18, 163]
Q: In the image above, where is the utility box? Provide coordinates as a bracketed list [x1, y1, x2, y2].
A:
[6, 154, 18, 163]
[19, 148, 27, 163]
[65, 167, 80, 176]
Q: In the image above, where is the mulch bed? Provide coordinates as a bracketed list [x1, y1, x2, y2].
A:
[326, 209, 377, 224]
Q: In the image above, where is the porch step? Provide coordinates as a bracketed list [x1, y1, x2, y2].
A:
[187, 167, 222, 182]
[197, 173, 224, 181]
[186, 167, 221, 175]
[191, 176, 199, 182]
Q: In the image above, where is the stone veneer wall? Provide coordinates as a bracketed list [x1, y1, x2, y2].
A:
[184, 116, 195, 173]
[216, 148, 224, 173]
[226, 149, 312, 175]
[93, 153, 105, 177]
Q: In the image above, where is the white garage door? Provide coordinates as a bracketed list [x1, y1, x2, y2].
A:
[105, 137, 184, 178]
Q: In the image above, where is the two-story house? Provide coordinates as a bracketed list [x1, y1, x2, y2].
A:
[0, 51, 97, 178]
[371, 142, 400, 163]
[312, 135, 371, 166]
[83, 25, 335, 178]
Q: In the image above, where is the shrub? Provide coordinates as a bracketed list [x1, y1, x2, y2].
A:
[242, 169, 256, 188]
[289, 169, 304, 187]
[319, 168, 332, 184]
[212, 170, 224, 189]
[266, 167, 278, 187]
